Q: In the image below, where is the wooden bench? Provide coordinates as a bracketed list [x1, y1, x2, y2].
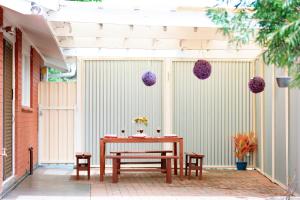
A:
[110, 150, 173, 173]
[107, 155, 178, 183]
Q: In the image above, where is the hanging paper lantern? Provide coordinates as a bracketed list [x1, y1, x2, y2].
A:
[248, 76, 265, 93]
[193, 59, 212, 80]
[142, 71, 156, 86]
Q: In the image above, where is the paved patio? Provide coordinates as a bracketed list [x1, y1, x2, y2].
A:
[3, 166, 287, 200]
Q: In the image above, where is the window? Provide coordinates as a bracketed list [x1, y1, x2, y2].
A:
[22, 38, 31, 107]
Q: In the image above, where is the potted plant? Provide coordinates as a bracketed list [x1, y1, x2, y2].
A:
[133, 116, 148, 134]
[233, 132, 257, 170]
[276, 76, 291, 88]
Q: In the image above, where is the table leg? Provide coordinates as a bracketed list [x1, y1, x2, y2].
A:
[179, 139, 184, 180]
[196, 159, 199, 176]
[116, 153, 121, 174]
[88, 157, 91, 180]
[185, 154, 188, 176]
[200, 158, 203, 180]
[112, 158, 118, 183]
[166, 158, 172, 184]
[173, 142, 178, 175]
[76, 157, 79, 180]
[161, 152, 166, 173]
[100, 139, 105, 182]
[188, 157, 192, 180]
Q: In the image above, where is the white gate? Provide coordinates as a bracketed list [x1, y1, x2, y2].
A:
[38, 82, 77, 163]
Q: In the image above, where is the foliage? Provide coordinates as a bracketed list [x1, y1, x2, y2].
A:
[207, 0, 300, 87]
[133, 116, 148, 126]
[207, 8, 255, 46]
[254, 0, 300, 68]
[233, 132, 257, 161]
[48, 68, 76, 82]
[48, 68, 63, 82]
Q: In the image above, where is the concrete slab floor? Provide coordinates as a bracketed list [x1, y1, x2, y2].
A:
[3, 166, 289, 200]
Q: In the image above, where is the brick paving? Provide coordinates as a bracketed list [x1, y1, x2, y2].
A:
[73, 168, 287, 199]
[4, 167, 288, 200]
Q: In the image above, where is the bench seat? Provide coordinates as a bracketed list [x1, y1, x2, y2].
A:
[110, 150, 174, 171]
[110, 150, 173, 154]
[107, 155, 178, 183]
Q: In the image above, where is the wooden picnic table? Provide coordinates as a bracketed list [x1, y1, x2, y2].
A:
[99, 136, 184, 181]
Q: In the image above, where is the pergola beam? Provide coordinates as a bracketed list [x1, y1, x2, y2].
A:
[62, 48, 262, 60]
[50, 22, 228, 40]
[47, 5, 217, 27]
[47, 2, 261, 59]
[57, 36, 260, 50]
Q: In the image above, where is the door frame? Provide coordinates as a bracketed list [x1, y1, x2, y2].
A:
[2, 33, 16, 186]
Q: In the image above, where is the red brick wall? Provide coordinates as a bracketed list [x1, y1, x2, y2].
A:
[0, 7, 42, 192]
[14, 29, 42, 178]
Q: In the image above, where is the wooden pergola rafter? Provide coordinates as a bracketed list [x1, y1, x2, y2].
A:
[47, 1, 262, 59]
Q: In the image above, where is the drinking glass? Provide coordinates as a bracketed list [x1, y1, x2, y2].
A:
[156, 127, 161, 135]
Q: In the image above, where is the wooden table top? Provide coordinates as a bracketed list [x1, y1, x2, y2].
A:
[100, 136, 183, 143]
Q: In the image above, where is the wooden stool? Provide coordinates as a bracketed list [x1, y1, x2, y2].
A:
[185, 153, 205, 179]
[76, 152, 91, 180]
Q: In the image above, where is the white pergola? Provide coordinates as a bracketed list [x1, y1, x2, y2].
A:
[0, 0, 262, 66]
[45, 0, 262, 60]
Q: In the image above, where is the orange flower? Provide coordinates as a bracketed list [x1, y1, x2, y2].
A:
[233, 132, 257, 161]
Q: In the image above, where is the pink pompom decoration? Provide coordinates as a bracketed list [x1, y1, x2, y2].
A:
[193, 59, 212, 80]
[142, 71, 156, 86]
[248, 76, 265, 93]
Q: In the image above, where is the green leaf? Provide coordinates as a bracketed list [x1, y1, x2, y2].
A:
[206, 0, 300, 87]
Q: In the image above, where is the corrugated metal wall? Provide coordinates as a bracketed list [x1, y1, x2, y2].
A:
[39, 82, 76, 163]
[173, 60, 255, 166]
[257, 65, 289, 186]
[274, 68, 287, 184]
[254, 59, 262, 169]
[289, 88, 300, 193]
[262, 64, 273, 176]
[254, 62, 300, 191]
[81, 60, 163, 165]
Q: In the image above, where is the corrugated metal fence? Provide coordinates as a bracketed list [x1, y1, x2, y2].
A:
[38, 59, 256, 166]
[81, 60, 163, 164]
[173, 60, 255, 166]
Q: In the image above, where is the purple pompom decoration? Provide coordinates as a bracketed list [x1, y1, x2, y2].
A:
[248, 76, 265, 93]
[142, 71, 156, 86]
[193, 59, 212, 80]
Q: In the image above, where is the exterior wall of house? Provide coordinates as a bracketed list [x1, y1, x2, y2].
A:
[0, 7, 42, 193]
[14, 28, 41, 178]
